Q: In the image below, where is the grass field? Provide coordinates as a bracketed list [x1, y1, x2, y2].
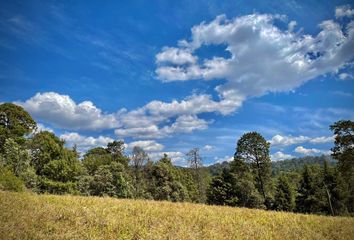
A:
[0, 191, 353, 240]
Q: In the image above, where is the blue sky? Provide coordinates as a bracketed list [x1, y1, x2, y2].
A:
[1, 0, 353, 165]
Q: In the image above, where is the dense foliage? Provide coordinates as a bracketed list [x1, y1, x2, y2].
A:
[0, 103, 353, 216]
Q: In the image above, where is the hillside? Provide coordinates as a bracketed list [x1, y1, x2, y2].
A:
[1, 191, 353, 240]
[206, 155, 336, 176]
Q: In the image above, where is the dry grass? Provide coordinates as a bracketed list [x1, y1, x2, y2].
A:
[0, 191, 353, 240]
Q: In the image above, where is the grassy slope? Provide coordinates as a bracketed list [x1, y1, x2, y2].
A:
[0, 191, 353, 240]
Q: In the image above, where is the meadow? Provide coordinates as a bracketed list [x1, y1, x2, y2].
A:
[0, 191, 353, 240]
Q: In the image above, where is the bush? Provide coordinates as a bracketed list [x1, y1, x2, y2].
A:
[0, 168, 25, 192]
[38, 177, 77, 195]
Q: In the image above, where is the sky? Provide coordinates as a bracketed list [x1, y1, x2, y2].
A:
[0, 0, 353, 166]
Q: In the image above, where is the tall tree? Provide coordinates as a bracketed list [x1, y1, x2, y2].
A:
[0, 103, 36, 150]
[146, 154, 187, 202]
[1, 138, 31, 177]
[273, 174, 295, 212]
[28, 131, 65, 175]
[296, 165, 327, 214]
[234, 132, 271, 206]
[330, 120, 354, 212]
[186, 148, 206, 203]
[131, 146, 149, 198]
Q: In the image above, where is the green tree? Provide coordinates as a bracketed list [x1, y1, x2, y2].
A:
[0, 103, 36, 150]
[1, 138, 31, 176]
[207, 168, 238, 206]
[90, 165, 116, 197]
[230, 157, 264, 208]
[296, 165, 327, 214]
[273, 174, 295, 212]
[107, 140, 129, 166]
[146, 154, 187, 202]
[28, 131, 65, 175]
[322, 161, 348, 215]
[131, 146, 149, 198]
[234, 132, 271, 207]
[330, 120, 354, 212]
[82, 147, 112, 175]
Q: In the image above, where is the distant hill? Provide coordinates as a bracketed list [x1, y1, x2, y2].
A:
[206, 155, 336, 176]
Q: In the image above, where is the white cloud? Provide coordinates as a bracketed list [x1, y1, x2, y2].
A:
[270, 134, 334, 146]
[60, 132, 114, 152]
[335, 5, 354, 18]
[156, 47, 197, 65]
[15, 8, 354, 140]
[149, 151, 186, 165]
[294, 146, 331, 155]
[271, 151, 295, 161]
[115, 112, 211, 139]
[17, 92, 119, 130]
[203, 144, 214, 151]
[309, 136, 335, 144]
[127, 140, 164, 152]
[338, 72, 354, 80]
[270, 134, 309, 146]
[214, 155, 233, 163]
[35, 123, 54, 133]
[156, 12, 354, 107]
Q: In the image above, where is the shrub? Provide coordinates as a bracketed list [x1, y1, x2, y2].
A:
[0, 168, 25, 192]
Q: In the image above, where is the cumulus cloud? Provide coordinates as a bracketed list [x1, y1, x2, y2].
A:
[203, 145, 214, 151]
[17, 92, 119, 130]
[15, 8, 354, 141]
[60, 132, 114, 152]
[270, 151, 295, 161]
[115, 112, 211, 139]
[127, 140, 164, 152]
[335, 5, 354, 18]
[214, 155, 233, 163]
[34, 123, 54, 133]
[338, 72, 354, 80]
[294, 146, 331, 155]
[156, 11, 354, 107]
[269, 134, 334, 146]
[149, 151, 186, 165]
[156, 47, 197, 65]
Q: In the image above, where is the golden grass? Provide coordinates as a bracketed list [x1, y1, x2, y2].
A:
[0, 191, 353, 240]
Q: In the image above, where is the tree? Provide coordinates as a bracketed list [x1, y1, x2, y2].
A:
[330, 120, 354, 212]
[82, 147, 112, 175]
[234, 132, 271, 206]
[330, 120, 354, 176]
[186, 148, 206, 203]
[90, 165, 116, 197]
[131, 146, 149, 198]
[230, 157, 264, 208]
[0, 103, 36, 150]
[322, 161, 348, 215]
[28, 131, 65, 175]
[146, 154, 187, 202]
[296, 165, 327, 214]
[207, 168, 238, 206]
[273, 174, 295, 212]
[107, 141, 125, 160]
[1, 138, 31, 176]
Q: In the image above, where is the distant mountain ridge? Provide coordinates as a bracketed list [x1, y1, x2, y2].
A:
[206, 155, 336, 176]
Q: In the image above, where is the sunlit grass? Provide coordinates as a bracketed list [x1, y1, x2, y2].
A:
[0, 191, 353, 240]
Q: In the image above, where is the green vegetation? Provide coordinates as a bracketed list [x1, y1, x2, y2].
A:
[0, 102, 353, 237]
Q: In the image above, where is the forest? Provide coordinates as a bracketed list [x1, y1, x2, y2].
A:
[1, 102, 353, 216]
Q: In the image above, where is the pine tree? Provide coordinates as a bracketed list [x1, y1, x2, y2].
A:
[273, 174, 295, 211]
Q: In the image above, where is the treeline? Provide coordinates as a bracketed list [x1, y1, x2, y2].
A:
[0, 103, 353, 216]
